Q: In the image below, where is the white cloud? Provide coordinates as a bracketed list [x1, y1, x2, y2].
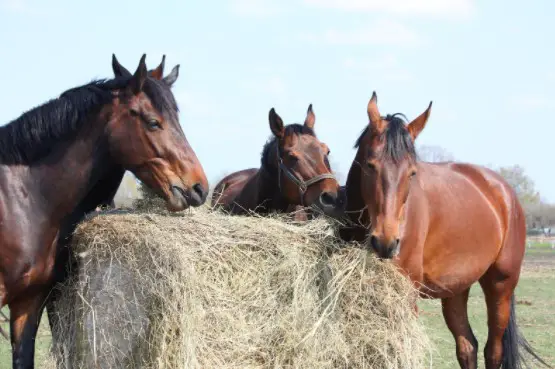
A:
[510, 95, 554, 111]
[343, 54, 413, 82]
[230, 0, 285, 17]
[1, 0, 25, 11]
[0, 0, 51, 15]
[301, 19, 422, 48]
[303, 0, 473, 18]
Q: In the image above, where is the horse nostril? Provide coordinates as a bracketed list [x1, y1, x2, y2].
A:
[388, 239, 401, 258]
[369, 235, 380, 252]
[192, 183, 207, 202]
[369, 236, 398, 259]
[319, 192, 337, 207]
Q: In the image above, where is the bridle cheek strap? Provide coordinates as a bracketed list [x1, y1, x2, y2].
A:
[278, 159, 336, 206]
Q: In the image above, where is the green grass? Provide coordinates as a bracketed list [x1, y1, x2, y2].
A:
[1, 250, 554, 368]
[419, 252, 555, 368]
[0, 307, 51, 369]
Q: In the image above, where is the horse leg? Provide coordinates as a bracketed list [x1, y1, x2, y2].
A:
[441, 289, 478, 369]
[479, 271, 516, 369]
[9, 292, 47, 369]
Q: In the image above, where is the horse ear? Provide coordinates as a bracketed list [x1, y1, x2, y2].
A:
[367, 91, 385, 132]
[304, 104, 315, 129]
[407, 101, 432, 140]
[163, 65, 180, 87]
[112, 54, 132, 78]
[269, 108, 285, 138]
[129, 54, 148, 94]
[149, 55, 166, 80]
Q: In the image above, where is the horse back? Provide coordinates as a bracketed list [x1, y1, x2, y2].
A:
[211, 168, 259, 211]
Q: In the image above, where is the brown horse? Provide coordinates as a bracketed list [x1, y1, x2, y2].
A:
[0, 54, 208, 369]
[211, 105, 346, 219]
[339, 92, 551, 369]
[45, 53, 186, 355]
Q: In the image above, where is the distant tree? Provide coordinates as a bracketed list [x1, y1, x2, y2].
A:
[495, 165, 550, 231]
[496, 165, 540, 207]
[113, 172, 141, 208]
[525, 203, 555, 230]
[416, 144, 454, 163]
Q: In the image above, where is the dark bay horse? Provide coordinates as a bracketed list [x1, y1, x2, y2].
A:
[45, 53, 187, 355]
[0, 54, 208, 369]
[211, 105, 346, 219]
[339, 92, 550, 369]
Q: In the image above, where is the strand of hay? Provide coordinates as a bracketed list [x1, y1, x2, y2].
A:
[50, 208, 431, 369]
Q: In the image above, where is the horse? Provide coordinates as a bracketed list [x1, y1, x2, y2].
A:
[45, 53, 185, 355]
[0, 54, 208, 369]
[211, 105, 346, 220]
[339, 92, 551, 369]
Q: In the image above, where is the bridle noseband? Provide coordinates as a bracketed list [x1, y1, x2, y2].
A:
[276, 146, 336, 206]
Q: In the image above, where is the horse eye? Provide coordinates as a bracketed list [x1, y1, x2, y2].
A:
[366, 162, 376, 171]
[146, 119, 161, 131]
[409, 171, 417, 178]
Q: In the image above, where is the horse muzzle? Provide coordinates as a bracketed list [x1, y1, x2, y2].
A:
[369, 235, 400, 259]
[169, 183, 207, 211]
[314, 188, 347, 217]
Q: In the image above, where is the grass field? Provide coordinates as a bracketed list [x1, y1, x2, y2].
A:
[0, 244, 553, 368]
[419, 244, 555, 368]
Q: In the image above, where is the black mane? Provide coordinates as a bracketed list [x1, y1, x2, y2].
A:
[354, 113, 416, 162]
[0, 76, 177, 165]
[261, 123, 315, 170]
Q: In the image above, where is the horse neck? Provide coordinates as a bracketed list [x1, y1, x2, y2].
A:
[29, 111, 117, 220]
[258, 161, 289, 212]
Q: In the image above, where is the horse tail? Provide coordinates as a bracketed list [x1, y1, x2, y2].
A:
[502, 294, 552, 369]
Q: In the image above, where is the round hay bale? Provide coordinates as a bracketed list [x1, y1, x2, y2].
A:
[50, 209, 431, 369]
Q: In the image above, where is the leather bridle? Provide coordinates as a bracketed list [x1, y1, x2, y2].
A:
[276, 146, 336, 206]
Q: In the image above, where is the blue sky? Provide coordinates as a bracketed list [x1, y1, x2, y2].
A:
[1, 0, 554, 200]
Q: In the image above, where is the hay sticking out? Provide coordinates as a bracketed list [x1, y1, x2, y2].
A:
[50, 209, 431, 369]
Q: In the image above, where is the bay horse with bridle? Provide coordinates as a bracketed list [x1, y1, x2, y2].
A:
[339, 92, 551, 369]
[211, 105, 346, 219]
[0, 54, 208, 369]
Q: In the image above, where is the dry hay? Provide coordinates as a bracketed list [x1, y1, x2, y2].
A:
[49, 208, 431, 369]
